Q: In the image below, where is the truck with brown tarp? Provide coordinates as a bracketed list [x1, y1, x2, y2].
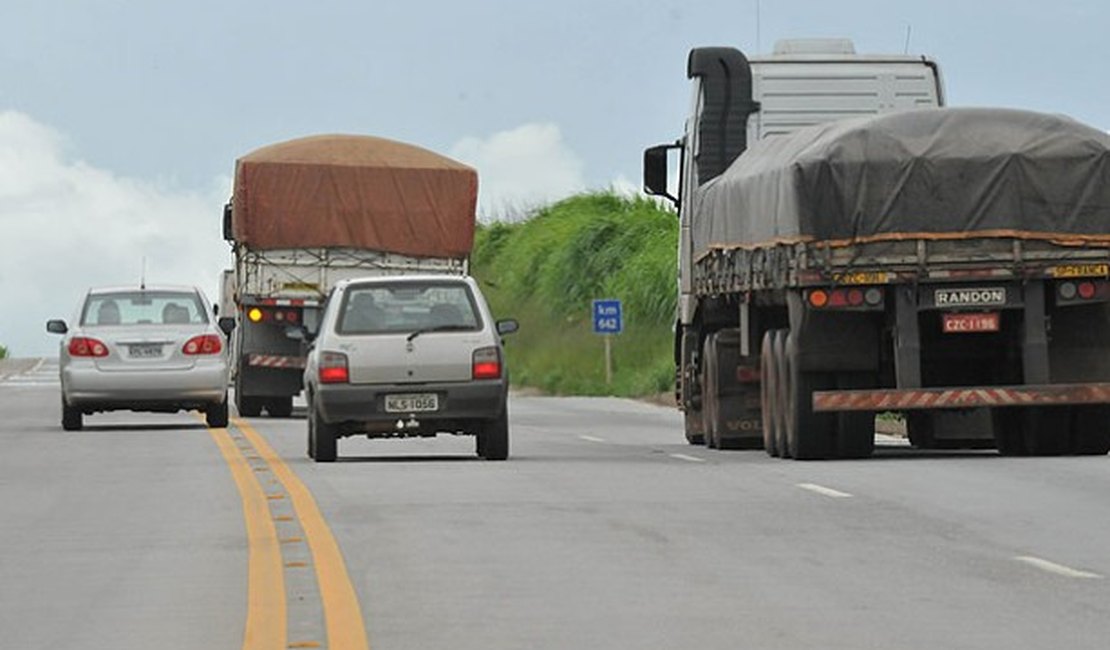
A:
[221, 134, 477, 417]
[643, 41, 1110, 458]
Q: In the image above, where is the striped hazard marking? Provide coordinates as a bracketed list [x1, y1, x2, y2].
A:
[813, 383, 1110, 412]
[248, 354, 307, 369]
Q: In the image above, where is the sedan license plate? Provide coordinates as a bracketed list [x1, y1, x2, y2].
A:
[384, 393, 439, 413]
[942, 312, 1000, 334]
[129, 343, 163, 358]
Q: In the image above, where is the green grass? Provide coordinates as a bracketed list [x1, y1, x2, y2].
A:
[472, 192, 678, 397]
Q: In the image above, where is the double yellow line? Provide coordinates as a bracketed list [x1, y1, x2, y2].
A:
[208, 417, 370, 650]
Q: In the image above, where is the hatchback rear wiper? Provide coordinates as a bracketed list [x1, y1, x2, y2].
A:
[406, 324, 472, 342]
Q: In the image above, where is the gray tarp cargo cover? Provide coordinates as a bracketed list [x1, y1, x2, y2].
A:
[232, 135, 477, 257]
[693, 108, 1110, 259]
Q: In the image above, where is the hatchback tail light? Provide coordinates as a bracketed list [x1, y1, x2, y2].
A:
[68, 337, 109, 358]
[183, 334, 223, 355]
[319, 351, 349, 384]
[472, 347, 502, 380]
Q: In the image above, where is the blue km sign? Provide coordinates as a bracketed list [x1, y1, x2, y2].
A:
[592, 299, 623, 334]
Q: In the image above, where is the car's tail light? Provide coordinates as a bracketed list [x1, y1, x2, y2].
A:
[472, 347, 502, 380]
[319, 351, 349, 384]
[68, 337, 108, 357]
[183, 334, 223, 355]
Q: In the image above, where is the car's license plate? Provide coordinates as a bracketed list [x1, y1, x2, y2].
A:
[384, 393, 439, 413]
[129, 343, 163, 358]
[942, 312, 1000, 333]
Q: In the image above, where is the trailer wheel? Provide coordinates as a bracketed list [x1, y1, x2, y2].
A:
[702, 333, 722, 449]
[994, 409, 1028, 456]
[760, 331, 779, 457]
[783, 332, 834, 460]
[1071, 406, 1110, 455]
[996, 407, 1069, 456]
[771, 331, 790, 458]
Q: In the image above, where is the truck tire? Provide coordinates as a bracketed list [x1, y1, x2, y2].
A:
[479, 409, 510, 460]
[771, 331, 791, 458]
[1072, 406, 1110, 455]
[783, 332, 834, 460]
[680, 331, 705, 445]
[760, 331, 779, 457]
[234, 374, 263, 417]
[62, 399, 82, 431]
[702, 333, 722, 449]
[993, 409, 1028, 456]
[309, 403, 338, 462]
[684, 411, 706, 446]
[996, 407, 1069, 456]
[266, 397, 294, 418]
[205, 397, 230, 428]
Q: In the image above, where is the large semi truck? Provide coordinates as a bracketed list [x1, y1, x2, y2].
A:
[644, 40, 1110, 458]
[222, 134, 476, 417]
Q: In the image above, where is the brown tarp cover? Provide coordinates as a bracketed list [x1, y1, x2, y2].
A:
[694, 108, 1110, 257]
[233, 134, 477, 257]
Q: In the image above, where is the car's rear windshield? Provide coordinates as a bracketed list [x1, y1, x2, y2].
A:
[337, 282, 481, 335]
[81, 291, 209, 326]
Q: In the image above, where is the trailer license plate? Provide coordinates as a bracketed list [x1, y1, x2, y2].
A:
[129, 343, 163, 358]
[384, 393, 439, 413]
[942, 312, 1000, 333]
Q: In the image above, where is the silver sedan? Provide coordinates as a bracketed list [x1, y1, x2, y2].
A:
[46, 286, 232, 430]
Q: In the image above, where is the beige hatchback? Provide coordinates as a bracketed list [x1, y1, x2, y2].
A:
[302, 275, 518, 462]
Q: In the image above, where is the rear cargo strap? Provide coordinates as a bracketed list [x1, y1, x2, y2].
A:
[812, 383, 1110, 412]
[247, 354, 307, 369]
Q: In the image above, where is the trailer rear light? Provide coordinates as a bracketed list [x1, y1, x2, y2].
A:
[1058, 280, 1106, 304]
[1078, 281, 1097, 300]
[183, 334, 223, 355]
[318, 352, 349, 384]
[808, 290, 829, 308]
[247, 307, 264, 323]
[847, 289, 864, 306]
[472, 347, 502, 380]
[808, 287, 884, 310]
[68, 337, 109, 357]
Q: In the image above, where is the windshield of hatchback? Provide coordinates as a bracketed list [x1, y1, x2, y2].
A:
[337, 282, 481, 334]
[81, 291, 209, 326]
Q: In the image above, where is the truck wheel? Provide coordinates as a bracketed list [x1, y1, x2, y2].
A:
[771, 331, 791, 458]
[783, 332, 833, 460]
[205, 397, 230, 428]
[994, 409, 1028, 456]
[62, 398, 83, 431]
[680, 333, 705, 445]
[1072, 406, 1110, 455]
[266, 397, 293, 418]
[760, 331, 780, 457]
[1024, 407, 1070, 456]
[702, 333, 721, 449]
[684, 411, 706, 446]
[309, 404, 338, 462]
[479, 409, 509, 460]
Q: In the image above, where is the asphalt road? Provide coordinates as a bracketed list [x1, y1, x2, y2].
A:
[4, 359, 1110, 649]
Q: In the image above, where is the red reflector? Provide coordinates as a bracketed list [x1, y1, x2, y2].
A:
[828, 290, 848, 307]
[1078, 282, 1097, 299]
[68, 337, 109, 357]
[736, 366, 760, 383]
[808, 290, 829, 308]
[183, 334, 223, 355]
[847, 289, 864, 306]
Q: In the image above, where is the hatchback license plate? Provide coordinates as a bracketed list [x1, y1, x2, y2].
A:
[129, 343, 163, 358]
[942, 312, 1000, 333]
[384, 393, 439, 413]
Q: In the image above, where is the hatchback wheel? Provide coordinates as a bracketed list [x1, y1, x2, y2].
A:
[478, 409, 509, 460]
[61, 399, 83, 431]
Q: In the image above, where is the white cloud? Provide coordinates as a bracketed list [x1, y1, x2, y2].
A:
[0, 111, 232, 357]
[450, 123, 586, 220]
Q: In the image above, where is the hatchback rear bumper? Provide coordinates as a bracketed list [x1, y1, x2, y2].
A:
[315, 380, 507, 424]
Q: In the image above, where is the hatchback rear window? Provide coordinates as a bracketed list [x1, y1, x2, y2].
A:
[81, 291, 209, 326]
[338, 282, 481, 334]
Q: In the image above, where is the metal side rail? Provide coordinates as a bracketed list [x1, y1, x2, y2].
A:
[812, 383, 1110, 412]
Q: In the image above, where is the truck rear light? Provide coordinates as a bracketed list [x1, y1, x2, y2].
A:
[472, 347, 502, 380]
[319, 352, 349, 384]
[808, 290, 829, 308]
[68, 337, 109, 357]
[183, 334, 223, 355]
[247, 307, 264, 322]
[808, 287, 884, 310]
[1078, 281, 1097, 300]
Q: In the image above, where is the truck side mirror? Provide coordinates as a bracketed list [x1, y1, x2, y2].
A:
[643, 143, 680, 205]
[222, 202, 233, 241]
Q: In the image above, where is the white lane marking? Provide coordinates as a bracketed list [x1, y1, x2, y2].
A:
[669, 453, 706, 463]
[1014, 556, 1102, 579]
[796, 483, 853, 498]
[578, 435, 606, 443]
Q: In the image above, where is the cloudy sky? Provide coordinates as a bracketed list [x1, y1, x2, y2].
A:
[2, 0, 1108, 356]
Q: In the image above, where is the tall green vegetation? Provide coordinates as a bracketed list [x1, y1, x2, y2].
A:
[471, 192, 678, 397]
[0, 344, 6, 360]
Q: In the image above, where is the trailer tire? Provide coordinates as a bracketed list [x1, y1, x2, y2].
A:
[760, 331, 779, 457]
[266, 397, 294, 418]
[784, 332, 833, 460]
[994, 409, 1028, 456]
[771, 331, 790, 458]
[1071, 406, 1110, 455]
[309, 402, 338, 462]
